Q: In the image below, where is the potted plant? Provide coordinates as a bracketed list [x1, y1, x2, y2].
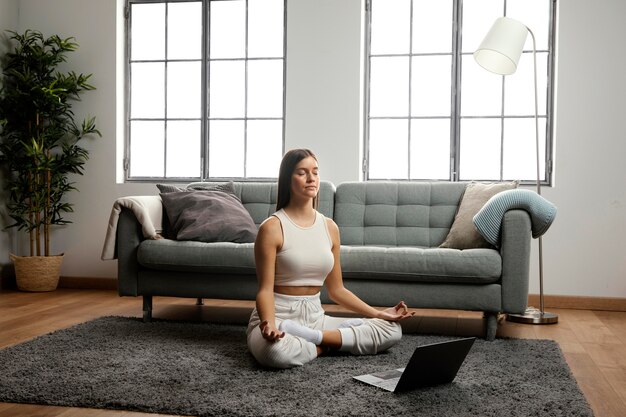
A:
[0, 30, 100, 291]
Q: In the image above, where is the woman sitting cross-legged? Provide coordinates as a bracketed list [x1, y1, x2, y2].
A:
[247, 148, 414, 369]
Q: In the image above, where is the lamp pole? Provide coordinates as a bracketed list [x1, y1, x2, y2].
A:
[506, 26, 557, 325]
[474, 17, 557, 324]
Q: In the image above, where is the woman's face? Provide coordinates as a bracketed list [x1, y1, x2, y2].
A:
[290, 156, 319, 202]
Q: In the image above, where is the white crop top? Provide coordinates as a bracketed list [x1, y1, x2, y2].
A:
[272, 209, 334, 287]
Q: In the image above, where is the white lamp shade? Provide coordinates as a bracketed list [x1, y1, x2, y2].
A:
[473, 17, 528, 75]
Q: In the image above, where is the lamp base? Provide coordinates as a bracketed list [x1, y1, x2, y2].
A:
[507, 307, 558, 325]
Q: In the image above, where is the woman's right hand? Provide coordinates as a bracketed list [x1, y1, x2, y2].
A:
[377, 301, 415, 322]
[259, 320, 285, 342]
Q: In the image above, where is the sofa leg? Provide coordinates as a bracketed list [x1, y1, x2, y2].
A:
[484, 312, 498, 341]
[143, 296, 153, 322]
[196, 297, 204, 306]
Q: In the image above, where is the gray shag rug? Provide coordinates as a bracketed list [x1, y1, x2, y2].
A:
[0, 316, 593, 417]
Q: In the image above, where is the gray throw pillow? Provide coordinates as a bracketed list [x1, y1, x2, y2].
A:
[186, 181, 235, 193]
[156, 183, 185, 193]
[439, 181, 519, 249]
[157, 182, 236, 238]
[160, 190, 257, 243]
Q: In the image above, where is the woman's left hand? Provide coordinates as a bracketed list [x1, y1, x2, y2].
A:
[377, 301, 415, 321]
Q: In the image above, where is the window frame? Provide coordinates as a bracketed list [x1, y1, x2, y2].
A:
[124, 0, 287, 182]
[363, 0, 557, 184]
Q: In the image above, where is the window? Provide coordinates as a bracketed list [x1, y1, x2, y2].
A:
[365, 0, 555, 183]
[126, 0, 286, 181]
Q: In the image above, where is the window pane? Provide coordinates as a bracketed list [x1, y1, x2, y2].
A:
[166, 120, 201, 178]
[502, 118, 546, 181]
[504, 52, 548, 116]
[369, 119, 408, 180]
[247, 60, 284, 118]
[131, 3, 165, 60]
[459, 118, 501, 181]
[369, 56, 409, 117]
[127, 1, 286, 181]
[248, 0, 284, 58]
[410, 119, 451, 180]
[461, 0, 504, 53]
[370, 0, 410, 55]
[167, 61, 202, 118]
[209, 60, 245, 118]
[210, 0, 246, 59]
[412, 0, 453, 53]
[411, 55, 452, 117]
[209, 120, 244, 177]
[506, 0, 551, 50]
[460, 55, 502, 116]
[168, 2, 202, 60]
[131, 62, 164, 118]
[130, 121, 164, 177]
[365, 0, 553, 183]
[246, 120, 283, 178]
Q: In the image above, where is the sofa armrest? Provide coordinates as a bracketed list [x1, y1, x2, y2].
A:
[117, 207, 145, 296]
[499, 209, 532, 313]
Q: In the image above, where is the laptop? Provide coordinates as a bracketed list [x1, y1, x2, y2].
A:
[353, 337, 475, 393]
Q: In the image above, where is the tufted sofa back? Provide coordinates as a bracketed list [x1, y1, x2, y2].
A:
[334, 182, 466, 247]
[191, 181, 335, 227]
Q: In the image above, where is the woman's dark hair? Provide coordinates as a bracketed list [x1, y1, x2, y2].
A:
[276, 148, 319, 211]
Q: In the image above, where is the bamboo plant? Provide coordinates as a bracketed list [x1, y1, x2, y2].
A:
[0, 30, 100, 257]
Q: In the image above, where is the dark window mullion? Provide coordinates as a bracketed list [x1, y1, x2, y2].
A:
[163, 2, 169, 178]
[500, 74, 505, 182]
[244, 0, 249, 178]
[126, 1, 133, 179]
[203, 0, 210, 180]
[451, 0, 462, 181]
[281, 0, 287, 159]
[407, 0, 413, 179]
[500, 0, 508, 182]
[363, 0, 372, 180]
[545, 0, 557, 182]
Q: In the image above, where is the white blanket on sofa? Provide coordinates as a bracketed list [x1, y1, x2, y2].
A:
[101, 196, 163, 261]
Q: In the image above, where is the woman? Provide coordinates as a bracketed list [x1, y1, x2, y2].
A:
[247, 149, 413, 369]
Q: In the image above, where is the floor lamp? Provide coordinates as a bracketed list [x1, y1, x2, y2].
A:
[473, 17, 557, 324]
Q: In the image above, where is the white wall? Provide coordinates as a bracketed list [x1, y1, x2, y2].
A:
[285, 0, 363, 184]
[0, 0, 18, 57]
[0, 0, 18, 266]
[542, 0, 626, 297]
[3, 0, 625, 298]
[0, 0, 18, 61]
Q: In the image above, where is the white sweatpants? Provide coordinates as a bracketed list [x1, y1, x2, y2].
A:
[247, 293, 402, 369]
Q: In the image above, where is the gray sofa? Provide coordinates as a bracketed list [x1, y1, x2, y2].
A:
[114, 181, 531, 340]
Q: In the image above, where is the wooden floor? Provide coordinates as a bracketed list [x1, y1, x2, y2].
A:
[0, 288, 625, 417]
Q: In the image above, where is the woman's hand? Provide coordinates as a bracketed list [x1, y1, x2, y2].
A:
[259, 320, 285, 342]
[377, 301, 415, 322]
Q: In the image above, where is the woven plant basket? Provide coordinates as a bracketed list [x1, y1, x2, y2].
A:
[10, 254, 64, 292]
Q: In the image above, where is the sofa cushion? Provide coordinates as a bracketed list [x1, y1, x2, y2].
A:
[439, 181, 518, 250]
[334, 182, 466, 247]
[138, 239, 256, 274]
[160, 191, 258, 243]
[138, 240, 501, 285]
[339, 246, 501, 284]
